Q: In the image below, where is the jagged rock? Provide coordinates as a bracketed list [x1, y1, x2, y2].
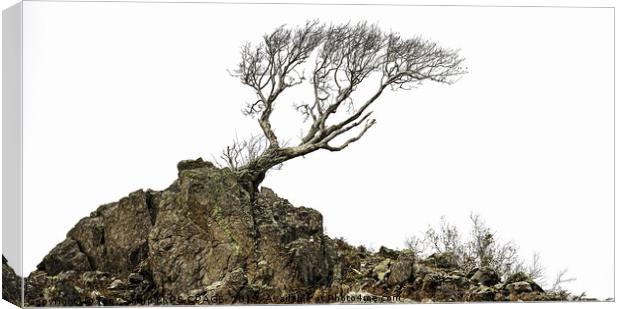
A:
[108, 279, 125, 290]
[377, 246, 400, 259]
[470, 266, 500, 286]
[176, 157, 215, 175]
[420, 272, 441, 291]
[254, 187, 332, 292]
[80, 270, 110, 284]
[202, 268, 248, 304]
[373, 259, 391, 281]
[507, 281, 533, 294]
[387, 252, 415, 285]
[425, 251, 458, 269]
[128, 272, 144, 284]
[466, 285, 497, 301]
[506, 271, 531, 284]
[148, 166, 255, 296]
[37, 238, 91, 275]
[530, 282, 545, 293]
[2, 255, 22, 306]
[23, 159, 569, 305]
[63, 189, 153, 274]
[504, 272, 544, 293]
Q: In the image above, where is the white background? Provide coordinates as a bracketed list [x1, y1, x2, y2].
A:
[0, 0, 616, 306]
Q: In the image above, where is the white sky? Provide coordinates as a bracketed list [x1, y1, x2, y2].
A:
[18, 0, 613, 300]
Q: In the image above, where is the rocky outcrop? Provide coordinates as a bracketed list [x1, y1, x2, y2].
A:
[23, 159, 569, 306]
[2, 255, 21, 306]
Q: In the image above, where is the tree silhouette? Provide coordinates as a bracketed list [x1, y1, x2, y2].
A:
[225, 20, 466, 192]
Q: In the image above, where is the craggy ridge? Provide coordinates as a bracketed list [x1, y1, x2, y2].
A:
[4, 159, 569, 306]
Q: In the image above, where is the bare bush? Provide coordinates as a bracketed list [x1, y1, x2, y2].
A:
[217, 134, 270, 171]
[512, 252, 545, 284]
[405, 214, 552, 282]
[216, 134, 287, 174]
[550, 268, 576, 293]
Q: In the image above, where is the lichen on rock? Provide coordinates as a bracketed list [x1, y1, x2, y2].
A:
[22, 158, 571, 306]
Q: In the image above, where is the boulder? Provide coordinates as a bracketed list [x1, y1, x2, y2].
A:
[373, 259, 391, 281]
[36, 238, 91, 275]
[377, 246, 400, 259]
[176, 157, 215, 175]
[470, 266, 500, 286]
[425, 251, 458, 269]
[506, 281, 533, 294]
[466, 285, 497, 301]
[387, 252, 415, 285]
[506, 271, 531, 284]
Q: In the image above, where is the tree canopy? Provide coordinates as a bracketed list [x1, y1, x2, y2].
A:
[223, 20, 466, 191]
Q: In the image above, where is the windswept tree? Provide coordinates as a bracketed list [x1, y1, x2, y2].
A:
[225, 20, 466, 192]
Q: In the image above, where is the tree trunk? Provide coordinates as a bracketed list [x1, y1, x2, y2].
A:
[236, 144, 324, 199]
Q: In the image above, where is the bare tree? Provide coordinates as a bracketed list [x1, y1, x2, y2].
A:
[229, 20, 466, 191]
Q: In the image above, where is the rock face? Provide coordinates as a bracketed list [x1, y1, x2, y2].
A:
[3, 255, 22, 306]
[23, 159, 568, 306]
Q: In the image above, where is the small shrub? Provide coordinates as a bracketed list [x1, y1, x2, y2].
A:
[405, 213, 572, 292]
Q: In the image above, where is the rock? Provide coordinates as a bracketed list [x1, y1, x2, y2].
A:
[253, 186, 332, 293]
[148, 166, 255, 296]
[23, 159, 567, 305]
[470, 266, 500, 286]
[421, 272, 445, 292]
[506, 271, 531, 284]
[128, 272, 144, 284]
[506, 281, 533, 294]
[65, 189, 153, 273]
[286, 238, 331, 287]
[25, 270, 86, 306]
[467, 285, 497, 301]
[530, 282, 545, 293]
[177, 157, 214, 175]
[377, 246, 400, 259]
[204, 268, 248, 304]
[425, 251, 458, 269]
[2, 255, 22, 306]
[373, 259, 391, 281]
[387, 252, 415, 285]
[36, 238, 91, 275]
[80, 271, 109, 284]
[445, 274, 470, 289]
[108, 279, 125, 290]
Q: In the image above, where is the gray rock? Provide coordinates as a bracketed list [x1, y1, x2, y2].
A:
[507, 281, 533, 294]
[470, 266, 501, 286]
[36, 238, 91, 275]
[387, 252, 415, 285]
[506, 271, 531, 284]
[467, 285, 497, 301]
[128, 272, 143, 284]
[2, 255, 22, 306]
[66, 190, 153, 273]
[373, 259, 391, 281]
[23, 159, 566, 305]
[176, 157, 215, 175]
[426, 251, 459, 269]
[108, 279, 125, 290]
